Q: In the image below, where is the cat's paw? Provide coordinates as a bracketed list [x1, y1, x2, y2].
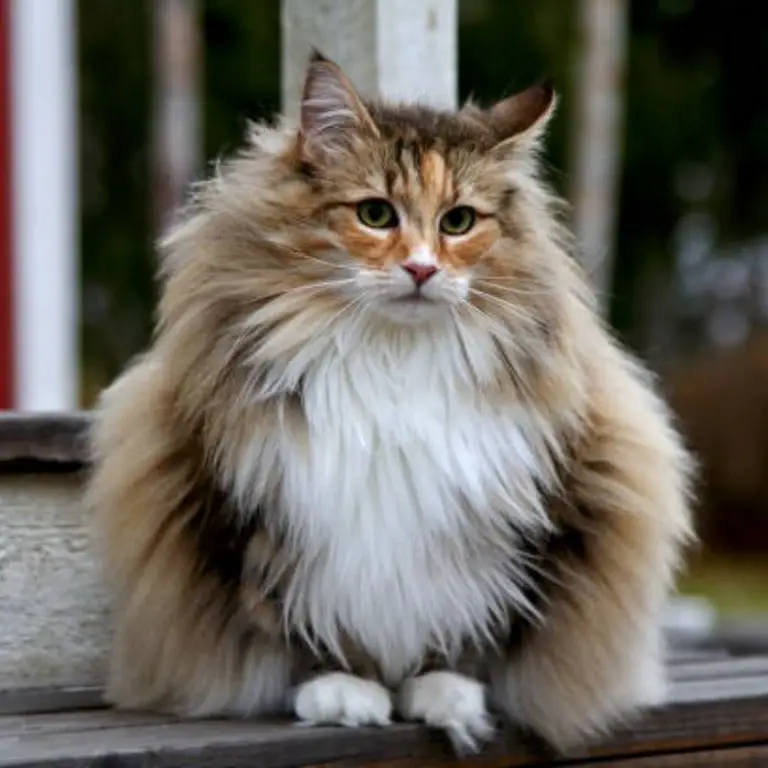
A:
[397, 671, 494, 753]
[294, 672, 393, 728]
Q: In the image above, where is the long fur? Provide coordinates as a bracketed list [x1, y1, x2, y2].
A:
[87, 54, 694, 752]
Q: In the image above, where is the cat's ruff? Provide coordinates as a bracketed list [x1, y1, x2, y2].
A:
[233, 320, 557, 685]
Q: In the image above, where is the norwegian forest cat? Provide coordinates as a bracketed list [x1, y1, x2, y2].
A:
[87, 52, 694, 753]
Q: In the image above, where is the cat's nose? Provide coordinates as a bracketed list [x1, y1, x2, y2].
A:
[402, 263, 438, 286]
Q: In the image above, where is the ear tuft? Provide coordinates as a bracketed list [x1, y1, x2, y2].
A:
[298, 53, 378, 162]
[308, 47, 330, 65]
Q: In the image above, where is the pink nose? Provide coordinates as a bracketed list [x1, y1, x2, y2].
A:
[402, 263, 438, 286]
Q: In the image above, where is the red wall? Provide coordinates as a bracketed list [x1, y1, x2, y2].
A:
[0, 0, 13, 409]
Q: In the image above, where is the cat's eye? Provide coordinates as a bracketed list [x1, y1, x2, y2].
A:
[357, 199, 399, 229]
[439, 206, 476, 236]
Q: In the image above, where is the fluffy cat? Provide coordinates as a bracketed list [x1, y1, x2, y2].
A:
[87, 51, 694, 754]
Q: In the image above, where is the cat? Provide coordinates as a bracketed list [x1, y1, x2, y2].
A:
[86, 51, 695, 754]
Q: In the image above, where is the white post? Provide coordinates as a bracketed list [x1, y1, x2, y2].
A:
[281, 0, 457, 117]
[570, 0, 628, 309]
[11, 0, 78, 411]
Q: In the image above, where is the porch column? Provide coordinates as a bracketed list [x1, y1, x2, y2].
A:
[281, 0, 457, 116]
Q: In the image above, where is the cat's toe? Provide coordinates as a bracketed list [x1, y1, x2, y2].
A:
[294, 672, 393, 728]
[397, 671, 494, 753]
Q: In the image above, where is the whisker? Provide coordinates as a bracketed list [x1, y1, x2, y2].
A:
[473, 274, 541, 283]
[458, 299, 520, 352]
[473, 278, 551, 297]
[229, 277, 359, 360]
[279, 245, 355, 272]
[298, 254, 354, 271]
[281, 277, 357, 296]
[337, 297, 371, 348]
[457, 299, 539, 400]
[318, 294, 369, 336]
[448, 307, 480, 384]
[469, 287, 534, 326]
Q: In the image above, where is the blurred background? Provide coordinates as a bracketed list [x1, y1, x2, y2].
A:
[1, 0, 767, 620]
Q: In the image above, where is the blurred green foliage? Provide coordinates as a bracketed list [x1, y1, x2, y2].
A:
[79, 0, 153, 397]
[77, 0, 768, 403]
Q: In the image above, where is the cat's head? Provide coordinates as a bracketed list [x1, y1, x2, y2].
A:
[281, 51, 558, 323]
[159, 52, 579, 394]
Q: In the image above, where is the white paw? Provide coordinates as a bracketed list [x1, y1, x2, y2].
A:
[294, 672, 393, 728]
[397, 671, 494, 753]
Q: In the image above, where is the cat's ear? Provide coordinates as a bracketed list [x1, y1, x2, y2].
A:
[298, 50, 379, 162]
[487, 80, 557, 151]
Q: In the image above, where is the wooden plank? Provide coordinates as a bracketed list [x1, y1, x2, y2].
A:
[0, 685, 103, 716]
[682, 622, 768, 656]
[4, 676, 768, 768]
[670, 656, 768, 683]
[6, 654, 768, 716]
[666, 648, 732, 664]
[591, 745, 768, 766]
[0, 412, 90, 469]
[320, 759, 546, 768]
[0, 710, 165, 739]
[0, 719, 474, 768]
[670, 675, 768, 704]
[328, 745, 768, 767]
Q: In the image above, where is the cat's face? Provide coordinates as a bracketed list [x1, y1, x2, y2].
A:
[321, 146, 502, 319]
[291, 52, 556, 324]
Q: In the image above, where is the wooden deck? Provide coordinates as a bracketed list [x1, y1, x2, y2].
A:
[3, 646, 768, 766]
[2, 414, 768, 766]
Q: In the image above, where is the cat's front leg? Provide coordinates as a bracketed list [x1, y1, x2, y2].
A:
[396, 671, 494, 753]
[242, 544, 394, 729]
[490, 378, 693, 751]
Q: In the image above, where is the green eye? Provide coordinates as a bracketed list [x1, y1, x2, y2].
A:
[439, 206, 476, 235]
[357, 198, 398, 229]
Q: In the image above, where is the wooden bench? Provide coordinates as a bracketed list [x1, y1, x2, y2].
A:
[3, 413, 768, 766]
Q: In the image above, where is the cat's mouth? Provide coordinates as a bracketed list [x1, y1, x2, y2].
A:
[390, 283, 443, 304]
[381, 290, 448, 322]
[391, 292, 430, 303]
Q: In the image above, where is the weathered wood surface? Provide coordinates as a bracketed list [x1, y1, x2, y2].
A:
[3, 657, 768, 767]
[0, 411, 90, 468]
[0, 685, 103, 716]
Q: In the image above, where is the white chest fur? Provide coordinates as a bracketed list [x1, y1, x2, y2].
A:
[246, 325, 556, 682]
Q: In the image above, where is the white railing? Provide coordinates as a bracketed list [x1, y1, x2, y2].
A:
[9, 0, 78, 411]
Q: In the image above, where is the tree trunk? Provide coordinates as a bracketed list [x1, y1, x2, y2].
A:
[151, 0, 202, 235]
[570, 0, 628, 311]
